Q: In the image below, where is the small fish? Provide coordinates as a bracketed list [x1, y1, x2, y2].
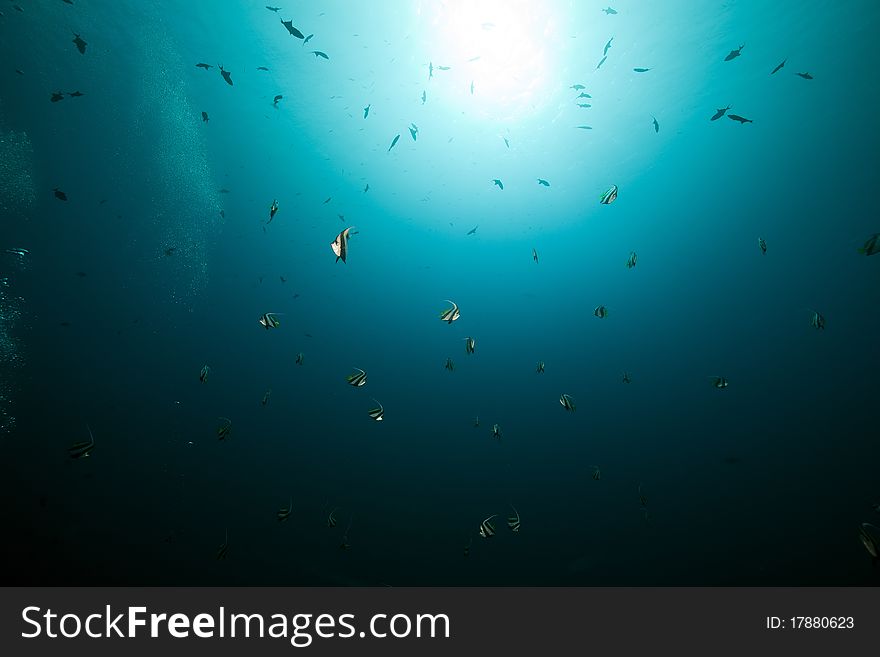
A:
[199, 364, 210, 383]
[388, 134, 400, 152]
[273, 95, 283, 106]
[577, 92, 592, 99]
[277, 498, 293, 522]
[337, 214, 345, 222]
[758, 238, 767, 255]
[196, 63, 213, 70]
[626, 251, 637, 268]
[600, 184, 618, 204]
[507, 505, 521, 533]
[219, 188, 231, 194]
[594, 305, 608, 319]
[72, 33, 87, 55]
[257, 66, 269, 71]
[364, 184, 369, 193]
[51, 92, 65, 103]
[346, 367, 367, 387]
[652, 116, 659, 132]
[323, 197, 331, 204]
[327, 508, 338, 528]
[537, 178, 550, 186]
[421, 90, 427, 104]
[311, 51, 329, 60]
[570, 84, 586, 90]
[5, 248, 28, 257]
[439, 300, 460, 324]
[281, 19, 305, 38]
[604, 37, 613, 57]
[796, 72, 813, 80]
[67, 91, 84, 98]
[728, 114, 753, 124]
[533, 248, 539, 263]
[268, 199, 279, 222]
[53, 188, 68, 201]
[470, 80, 474, 95]
[503, 137, 510, 148]
[560, 393, 576, 412]
[303, 34, 314, 46]
[467, 225, 478, 235]
[445, 357, 455, 372]
[859, 523, 879, 562]
[331, 227, 354, 263]
[724, 45, 744, 62]
[201, 111, 209, 123]
[363, 104, 370, 119]
[216, 529, 229, 560]
[437, 65, 451, 71]
[463, 538, 472, 557]
[216, 417, 232, 441]
[368, 399, 384, 421]
[479, 515, 497, 538]
[266, 5, 281, 11]
[596, 56, 607, 70]
[428, 62, 433, 79]
[622, 372, 632, 384]
[536, 361, 545, 374]
[68, 425, 96, 459]
[710, 376, 729, 389]
[464, 336, 476, 355]
[578, 103, 592, 108]
[219, 65, 233, 86]
[575, 125, 593, 130]
[592, 466, 601, 481]
[710, 105, 731, 121]
[603, 7, 618, 14]
[295, 352, 304, 365]
[409, 123, 418, 141]
[858, 233, 879, 256]
[492, 179, 504, 190]
[492, 424, 501, 440]
[633, 67, 651, 73]
[771, 59, 786, 75]
[473, 416, 480, 428]
[259, 312, 281, 329]
[810, 310, 825, 330]
[261, 389, 271, 406]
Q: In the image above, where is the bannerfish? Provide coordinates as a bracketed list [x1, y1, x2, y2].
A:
[439, 300, 460, 324]
[600, 185, 618, 204]
[331, 227, 354, 263]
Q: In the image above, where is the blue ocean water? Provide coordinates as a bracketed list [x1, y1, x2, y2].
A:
[0, 0, 878, 585]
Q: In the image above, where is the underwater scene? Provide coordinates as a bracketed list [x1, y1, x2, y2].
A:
[1, 0, 878, 586]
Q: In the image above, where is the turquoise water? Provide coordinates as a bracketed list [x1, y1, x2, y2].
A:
[1, 0, 878, 585]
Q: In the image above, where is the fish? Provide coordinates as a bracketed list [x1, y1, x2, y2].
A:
[537, 179, 550, 186]
[67, 91, 84, 97]
[464, 336, 476, 355]
[859, 523, 879, 562]
[421, 90, 427, 104]
[492, 179, 504, 190]
[560, 393, 576, 412]
[577, 92, 592, 99]
[437, 65, 451, 71]
[53, 188, 68, 201]
[710, 376, 729, 389]
[216, 417, 232, 441]
[492, 424, 501, 440]
[311, 51, 329, 59]
[536, 361, 545, 374]
[771, 59, 786, 74]
[445, 357, 455, 372]
[257, 66, 269, 71]
[295, 352, 304, 365]
[266, 5, 281, 11]
[710, 105, 731, 121]
[219, 65, 233, 86]
[575, 125, 593, 130]
[281, 19, 305, 38]
[758, 238, 767, 255]
[5, 248, 29, 257]
[592, 466, 601, 480]
[600, 184, 618, 204]
[346, 367, 367, 387]
[68, 425, 96, 459]
[724, 45, 744, 61]
[216, 529, 229, 560]
[428, 62, 433, 79]
[467, 225, 478, 236]
[269, 199, 279, 222]
[273, 95, 283, 106]
[331, 227, 354, 263]
[219, 188, 231, 194]
[388, 134, 400, 152]
[277, 498, 293, 522]
[368, 399, 384, 421]
[201, 111, 209, 123]
[364, 184, 369, 193]
[463, 538, 472, 557]
[796, 72, 813, 80]
[603, 7, 618, 14]
[337, 214, 345, 222]
[604, 37, 613, 57]
[72, 33, 87, 55]
[327, 508, 338, 528]
[858, 233, 880, 256]
[439, 300, 460, 324]
[409, 123, 419, 141]
[633, 67, 651, 73]
[507, 506, 521, 533]
[503, 138, 510, 148]
[622, 372, 632, 384]
[479, 515, 497, 538]
[323, 197, 331, 204]
[810, 310, 825, 330]
[199, 365, 210, 383]
[196, 63, 213, 70]
[596, 56, 607, 70]
[473, 416, 480, 428]
[261, 389, 271, 406]
[50, 92, 65, 103]
[571, 84, 586, 90]
[626, 251, 637, 268]
[652, 116, 659, 132]
[728, 114, 753, 124]
[578, 103, 592, 108]
[259, 312, 281, 329]
[533, 248, 539, 263]
[594, 305, 608, 318]
[470, 80, 474, 95]
[363, 104, 370, 119]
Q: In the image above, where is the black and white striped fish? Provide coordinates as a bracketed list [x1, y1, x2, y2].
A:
[479, 515, 497, 538]
[261, 389, 271, 406]
[327, 508, 338, 528]
[331, 227, 354, 263]
[259, 312, 281, 329]
[464, 336, 476, 354]
[492, 424, 501, 440]
[445, 357, 455, 372]
[592, 466, 601, 481]
[600, 184, 618, 204]
[560, 393, 576, 412]
[368, 399, 384, 421]
[536, 361, 545, 374]
[439, 300, 460, 323]
[199, 364, 210, 383]
[216, 529, 229, 560]
[507, 506, 521, 533]
[277, 497, 293, 522]
[810, 310, 825, 330]
[710, 376, 729, 389]
[217, 417, 232, 440]
[295, 352, 304, 365]
[346, 368, 367, 387]
[68, 424, 96, 459]
[594, 305, 608, 319]
[626, 251, 637, 268]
